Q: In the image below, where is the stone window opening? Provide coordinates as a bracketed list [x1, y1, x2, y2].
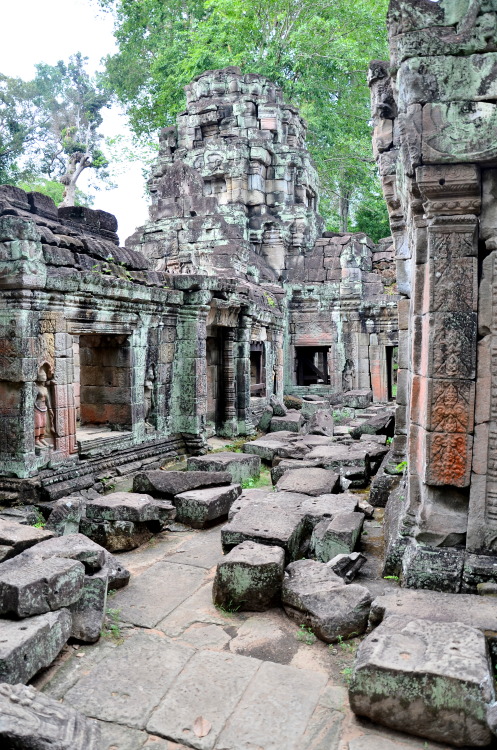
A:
[296, 346, 330, 386]
[250, 342, 266, 397]
[77, 333, 133, 442]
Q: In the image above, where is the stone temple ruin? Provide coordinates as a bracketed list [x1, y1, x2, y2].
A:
[4, 1, 497, 747]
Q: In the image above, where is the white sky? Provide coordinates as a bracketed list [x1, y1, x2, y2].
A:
[0, 0, 149, 243]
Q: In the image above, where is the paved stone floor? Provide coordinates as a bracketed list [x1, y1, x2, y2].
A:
[35, 521, 490, 750]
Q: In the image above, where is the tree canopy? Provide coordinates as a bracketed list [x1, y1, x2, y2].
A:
[98, 0, 389, 234]
[0, 54, 111, 206]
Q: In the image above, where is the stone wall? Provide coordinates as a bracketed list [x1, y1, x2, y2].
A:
[370, 0, 497, 591]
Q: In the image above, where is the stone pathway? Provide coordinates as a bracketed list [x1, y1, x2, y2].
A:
[35, 522, 482, 750]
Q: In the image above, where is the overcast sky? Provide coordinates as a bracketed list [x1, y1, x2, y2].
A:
[0, 0, 150, 243]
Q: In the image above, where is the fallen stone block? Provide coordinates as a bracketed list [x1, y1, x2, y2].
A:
[257, 406, 273, 432]
[0, 519, 54, 562]
[270, 410, 303, 433]
[85, 492, 176, 524]
[306, 445, 370, 488]
[213, 541, 285, 611]
[301, 398, 329, 419]
[0, 682, 101, 747]
[80, 518, 154, 552]
[349, 616, 495, 747]
[0, 554, 85, 618]
[45, 496, 85, 536]
[299, 494, 358, 529]
[305, 408, 334, 436]
[402, 540, 465, 593]
[243, 437, 290, 461]
[22, 532, 106, 572]
[133, 470, 232, 497]
[358, 441, 389, 474]
[327, 552, 367, 582]
[282, 559, 371, 643]
[349, 411, 394, 439]
[275, 467, 339, 496]
[187, 452, 261, 484]
[311, 512, 364, 562]
[342, 390, 372, 409]
[221, 503, 306, 562]
[105, 551, 130, 591]
[0, 506, 39, 526]
[275, 440, 311, 460]
[70, 566, 108, 643]
[174, 484, 241, 528]
[0, 609, 72, 684]
[357, 498, 374, 519]
[270, 395, 287, 416]
[270, 458, 322, 484]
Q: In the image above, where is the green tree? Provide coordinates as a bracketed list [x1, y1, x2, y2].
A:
[17, 178, 93, 207]
[98, 0, 389, 233]
[0, 74, 47, 184]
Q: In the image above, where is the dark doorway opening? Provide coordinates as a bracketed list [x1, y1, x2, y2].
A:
[386, 345, 398, 400]
[250, 342, 266, 396]
[296, 346, 330, 386]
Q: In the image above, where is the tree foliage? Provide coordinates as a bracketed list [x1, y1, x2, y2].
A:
[98, 0, 389, 233]
[0, 54, 112, 205]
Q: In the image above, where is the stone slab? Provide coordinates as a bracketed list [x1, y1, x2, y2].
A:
[221, 504, 306, 562]
[147, 650, 261, 749]
[187, 453, 261, 484]
[85, 492, 175, 523]
[63, 631, 193, 730]
[243, 437, 290, 461]
[0, 609, 72, 684]
[349, 616, 495, 747]
[270, 411, 303, 433]
[0, 519, 54, 561]
[174, 484, 241, 528]
[311, 512, 364, 562]
[80, 518, 156, 553]
[23, 532, 106, 571]
[133, 470, 232, 497]
[275, 468, 339, 496]
[165, 527, 224, 569]
[113, 561, 206, 627]
[216, 660, 327, 750]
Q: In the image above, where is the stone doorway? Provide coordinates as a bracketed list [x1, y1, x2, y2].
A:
[250, 342, 266, 397]
[77, 334, 133, 442]
[295, 346, 330, 386]
[386, 345, 398, 401]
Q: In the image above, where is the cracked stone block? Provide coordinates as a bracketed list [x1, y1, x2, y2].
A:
[282, 559, 371, 643]
[0, 519, 54, 562]
[311, 512, 364, 562]
[0, 554, 85, 618]
[221, 503, 306, 562]
[174, 483, 242, 528]
[85, 492, 176, 524]
[301, 399, 329, 419]
[305, 408, 334, 436]
[0, 682, 101, 749]
[0, 609, 72, 684]
[213, 541, 285, 611]
[187, 452, 261, 484]
[133, 470, 232, 497]
[305, 445, 370, 488]
[275, 467, 339, 496]
[70, 566, 108, 643]
[327, 552, 367, 582]
[270, 410, 303, 433]
[349, 616, 495, 747]
[243, 437, 291, 461]
[45, 496, 85, 536]
[350, 411, 394, 439]
[270, 396, 287, 416]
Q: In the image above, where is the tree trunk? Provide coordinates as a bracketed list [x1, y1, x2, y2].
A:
[339, 190, 350, 233]
[58, 151, 91, 207]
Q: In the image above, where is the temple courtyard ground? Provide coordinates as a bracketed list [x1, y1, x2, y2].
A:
[31, 510, 489, 750]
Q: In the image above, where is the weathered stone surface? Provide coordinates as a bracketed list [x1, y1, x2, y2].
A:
[105, 551, 130, 591]
[174, 483, 241, 528]
[402, 541, 465, 593]
[327, 552, 367, 583]
[243, 436, 289, 461]
[0, 553, 85, 617]
[133, 470, 232, 497]
[282, 559, 372, 643]
[270, 458, 322, 484]
[349, 616, 495, 747]
[270, 410, 303, 433]
[85, 492, 176, 524]
[301, 398, 329, 419]
[70, 566, 108, 643]
[22, 532, 106, 572]
[0, 609, 72, 684]
[80, 518, 155, 553]
[213, 541, 285, 611]
[306, 445, 370, 487]
[270, 395, 287, 417]
[350, 411, 394, 439]
[305, 408, 334, 436]
[0, 682, 101, 748]
[0, 519, 54, 561]
[221, 503, 306, 562]
[342, 390, 372, 409]
[45, 496, 85, 535]
[257, 407, 273, 432]
[275, 467, 339, 496]
[187, 453, 261, 484]
[311, 512, 364, 562]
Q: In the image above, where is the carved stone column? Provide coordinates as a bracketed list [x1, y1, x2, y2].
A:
[220, 327, 237, 437]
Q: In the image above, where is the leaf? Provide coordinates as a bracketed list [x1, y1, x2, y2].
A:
[193, 716, 212, 738]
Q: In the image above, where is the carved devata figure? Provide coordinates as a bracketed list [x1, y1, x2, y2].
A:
[34, 365, 55, 450]
[342, 359, 355, 392]
[144, 365, 156, 431]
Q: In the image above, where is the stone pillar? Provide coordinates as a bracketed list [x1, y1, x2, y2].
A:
[236, 313, 255, 435]
[219, 327, 237, 437]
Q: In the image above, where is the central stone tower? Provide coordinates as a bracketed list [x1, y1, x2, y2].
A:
[130, 66, 323, 282]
